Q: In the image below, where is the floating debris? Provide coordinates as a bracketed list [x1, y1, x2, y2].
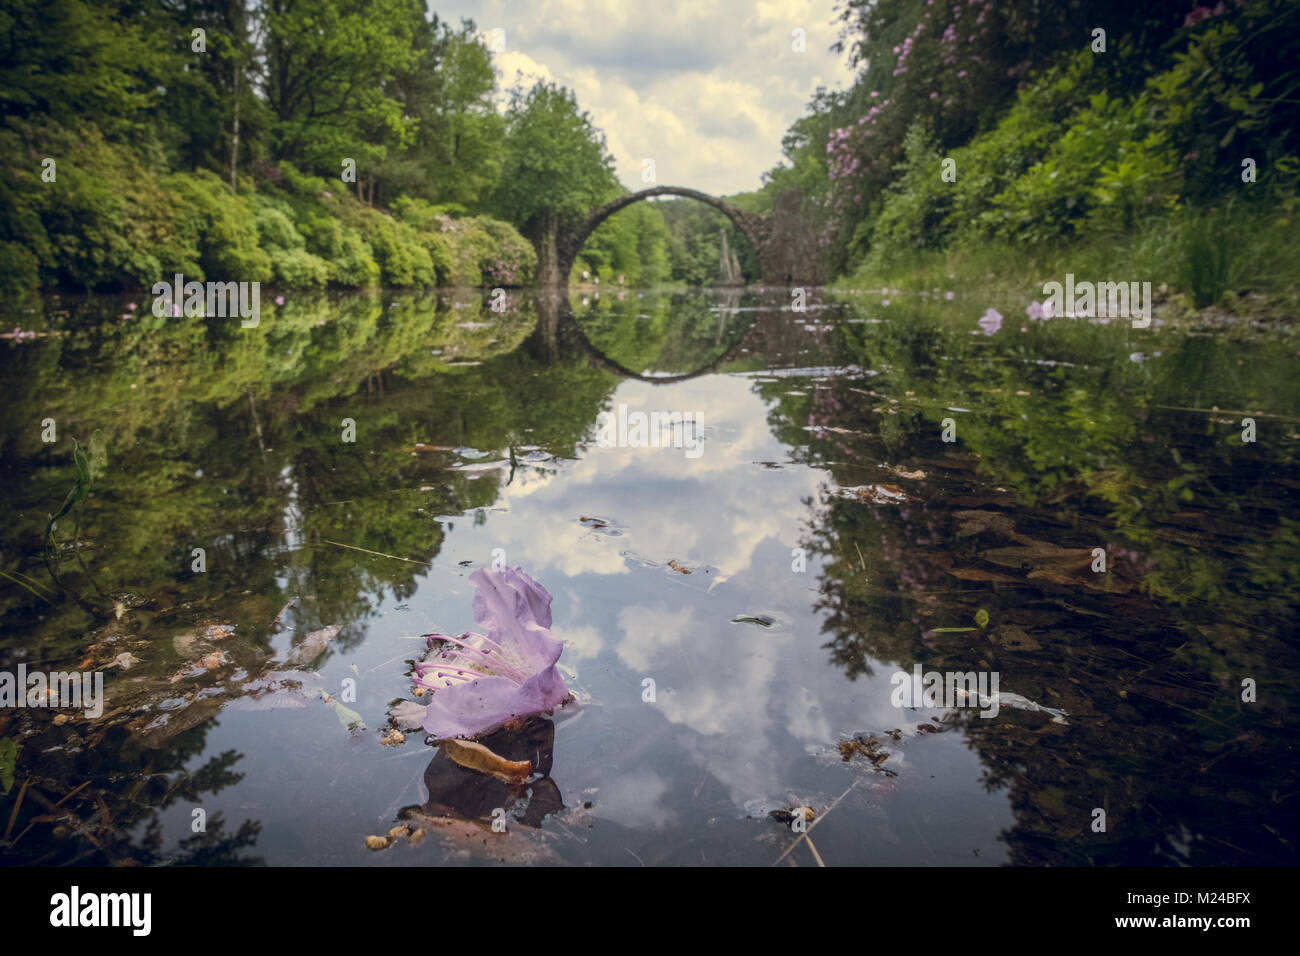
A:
[951, 688, 1069, 724]
[839, 734, 894, 769]
[731, 614, 776, 627]
[285, 625, 341, 667]
[441, 738, 532, 783]
[769, 806, 815, 825]
[839, 483, 908, 504]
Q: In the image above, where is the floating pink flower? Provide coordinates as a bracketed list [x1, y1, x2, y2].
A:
[394, 567, 570, 740]
[127, 302, 137, 311]
[1026, 300, 1049, 320]
[978, 307, 1002, 335]
[275, 295, 285, 306]
[945, 291, 955, 300]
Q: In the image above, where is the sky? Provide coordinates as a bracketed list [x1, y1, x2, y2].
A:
[430, 0, 856, 196]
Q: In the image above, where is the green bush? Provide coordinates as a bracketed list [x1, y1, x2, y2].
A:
[863, 52, 1183, 269]
[268, 246, 330, 288]
[345, 206, 434, 286]
[254, 204, 306, 251]
[165, 170, 271, 283]
[331, 226, 381, 287]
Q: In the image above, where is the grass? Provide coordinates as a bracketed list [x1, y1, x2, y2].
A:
[836, 195, 1300, 319]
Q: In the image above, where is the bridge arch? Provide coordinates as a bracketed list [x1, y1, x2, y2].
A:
[554, 186, 772, 286]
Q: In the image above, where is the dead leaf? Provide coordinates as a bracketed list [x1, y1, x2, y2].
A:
[441, 738, 532, 783]
[982, 543, 1132, 593]
[991, 625, 1042, 652]
[667, 559, 692, 574]
[286, 625, 341, 666]
[850, 484, 908, 504]
[952, 509, 1019, 538]
[271, 598, 299, 631]
[945, 566, 1022, 583]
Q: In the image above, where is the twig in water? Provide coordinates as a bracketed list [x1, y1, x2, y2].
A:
[804, 835, 827, 867]
[321, 539, 431, 567]
[4, 779, 29, 842]
[771, 778, 860, 867]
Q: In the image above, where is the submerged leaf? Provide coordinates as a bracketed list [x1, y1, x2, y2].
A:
[286, 625, 341, 667]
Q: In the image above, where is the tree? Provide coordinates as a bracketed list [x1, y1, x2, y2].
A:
[493, 79, 618, 281]
[260, 0, 421, 182]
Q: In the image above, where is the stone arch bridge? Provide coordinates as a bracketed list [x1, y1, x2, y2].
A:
[534, 185, 823, 287]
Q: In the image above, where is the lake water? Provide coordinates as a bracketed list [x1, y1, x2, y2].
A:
[2, 287, 1297, 866]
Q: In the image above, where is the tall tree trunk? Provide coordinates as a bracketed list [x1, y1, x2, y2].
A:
[532, 210, 562, 288]
[229, 69, 240, 191]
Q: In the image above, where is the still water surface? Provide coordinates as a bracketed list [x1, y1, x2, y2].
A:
[2, 287, 1297, 865]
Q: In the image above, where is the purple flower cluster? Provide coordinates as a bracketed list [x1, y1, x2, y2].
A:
[1184, 1, 1240, 28]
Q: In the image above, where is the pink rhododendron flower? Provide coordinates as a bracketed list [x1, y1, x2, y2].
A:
[978, 308, 1002, 335]
[395, 567, 570, 740]
[1026, 300, 1051, 320]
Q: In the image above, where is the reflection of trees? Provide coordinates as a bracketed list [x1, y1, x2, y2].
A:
[0, 716, 260, 865]
[563, 287, 835, 382]
[0, 290, 621, 864]
[775, 305, 1300, 864]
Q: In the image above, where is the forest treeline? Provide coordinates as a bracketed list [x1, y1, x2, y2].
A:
[765, 0, 1300, 309]
[3, 1, 1298, 301]
[0, 0, 758, 294]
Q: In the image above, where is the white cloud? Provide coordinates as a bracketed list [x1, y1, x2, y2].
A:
[441, 0, 855, 195]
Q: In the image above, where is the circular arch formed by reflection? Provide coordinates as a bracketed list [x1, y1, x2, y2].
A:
[556, 303, 762, 384]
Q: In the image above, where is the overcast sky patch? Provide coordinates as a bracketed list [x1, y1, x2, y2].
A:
[432, 0, 855, 196]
